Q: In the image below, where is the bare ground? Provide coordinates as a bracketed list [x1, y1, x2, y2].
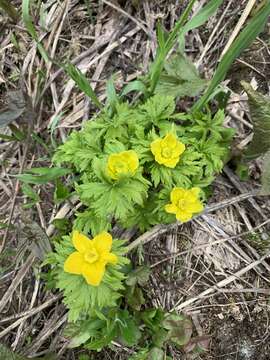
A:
[1, 0, 270, 359]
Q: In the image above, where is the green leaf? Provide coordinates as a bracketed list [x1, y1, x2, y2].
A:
[149, 0, 197, 93]
[121, 80, 148, 97]
[21, 183, 40, 207]
[193, 2, 270, 111]
[260, 151, 270, 196]
[163, 313, 193, 347]
[126, 285, 145, 311]
[118, 310, 141, 346]
[126, 266, 151, 287]
[241, 81, 270, 160]
[147, 348, 164, 360]
[22, 0, 49, 62]
[46, 235, 128, 321]
[67, 319, 105, 348]
[106, 76, 119, 111]
[54, 179, 70, 204]
[155, 53, 206, 98]
[15, 167, 71, 184]
[64, 63, 102, 109]
[178, 0, 223, 50]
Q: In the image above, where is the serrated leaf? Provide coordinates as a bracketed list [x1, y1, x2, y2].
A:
[155, 53, 206, 98]
[126, 266, 151, 287]
[241, 81, 270, 160]
[163, 313, 193, 347]
[54, 179, 70, 204]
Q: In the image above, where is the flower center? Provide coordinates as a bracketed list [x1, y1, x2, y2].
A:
[177, 199, 188, 210]
[162, 147, 172, 158]
[115, 161, 129, 174]
[84, 248, 99, 264]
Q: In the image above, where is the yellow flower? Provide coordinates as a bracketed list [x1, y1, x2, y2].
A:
[150, 133, 185, 168]
[64, 231, 118, 286]
[107, 150, 139, 180]
[165, 187, 204, 222]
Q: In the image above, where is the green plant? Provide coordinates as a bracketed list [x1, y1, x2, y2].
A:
[42, 0, 270, 357]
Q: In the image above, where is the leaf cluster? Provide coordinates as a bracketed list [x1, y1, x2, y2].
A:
[54, 95, 232, 232]
[45, 234, 129, 322]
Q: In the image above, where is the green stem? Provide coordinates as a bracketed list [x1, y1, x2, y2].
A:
[149, 0, 197, 94]
[0, 0, 19, 22]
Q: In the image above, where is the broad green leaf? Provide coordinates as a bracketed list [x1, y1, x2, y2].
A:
[261, 151, 270, 195]
[241, 81, 270, 160]
[121, 80, 148, 97]
[155, 53, 206, 98]
[15, 167, 71, 184]
[163, 313, 193, 347]
[193, 2, 270, 111]
[178, 0, 224, 51]
[126, 286, 145, 310]
[64, 63, 102, 109]
[126, 266, 151, 287]
[54, 179, 70, 204]
[118, 310, 141, 346]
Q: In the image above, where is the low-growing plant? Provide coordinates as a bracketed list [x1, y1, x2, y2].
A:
[37, 0, 270, 357]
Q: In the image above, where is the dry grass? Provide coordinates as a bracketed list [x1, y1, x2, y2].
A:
[1, 0, 270, 359]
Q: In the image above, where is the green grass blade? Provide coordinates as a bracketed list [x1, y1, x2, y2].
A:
[22, 0, 49, 62]
[178, 0, 224, 51]
[193, 2, 270, 112]
[15, 167, 71, 185]
[64, 63, 102, 110]
[149, 0, 197, 94]
[0, 0, 19, 21]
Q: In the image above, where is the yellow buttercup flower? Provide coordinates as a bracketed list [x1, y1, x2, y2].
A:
[165, 187, 204, 222]
[150, 133, 185, 168]
[64, 230, 118, 286]
[107, 150, 139, 180]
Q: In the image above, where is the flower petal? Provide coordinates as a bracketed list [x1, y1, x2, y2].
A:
[187, 200, 204, 214]
[72, 231, 92, 253]
[170, 188, 186, 203]
[123, 150, 139, 172]
[172, 142, 185, 157]
[82, 261, 105, 286]
[163, 157, 179, 168]
[163, 133, 177, 148]
[93, 231, 113, 254]
[165, 203, 178, 214]
[103, 252, 118, 264]
[190, 187, 201, 198]
[150, 139, 162, 157]
[64, 251, 85, 274]
[176, 210, 193, 223]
